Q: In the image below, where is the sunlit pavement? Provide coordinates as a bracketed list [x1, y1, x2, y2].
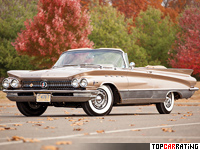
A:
[0, 104, 200, 150]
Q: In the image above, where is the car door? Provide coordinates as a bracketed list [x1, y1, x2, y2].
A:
[121, 68, 154, 104]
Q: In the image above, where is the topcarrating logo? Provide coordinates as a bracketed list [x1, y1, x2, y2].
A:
[150, 143, 199, 150]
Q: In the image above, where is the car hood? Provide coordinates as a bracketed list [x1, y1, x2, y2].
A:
[7, 67, 93, 80]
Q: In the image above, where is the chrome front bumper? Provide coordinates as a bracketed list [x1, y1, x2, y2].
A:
[3, 89, 98, 102]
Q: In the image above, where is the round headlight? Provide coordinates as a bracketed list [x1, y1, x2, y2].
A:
[80, 79, 88, 88]
[11, 79, 19, 88]
[2, 78, 10, 89]
[71, 78, 79, 88]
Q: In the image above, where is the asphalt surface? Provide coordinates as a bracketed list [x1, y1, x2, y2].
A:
[0, 104, 200, 150]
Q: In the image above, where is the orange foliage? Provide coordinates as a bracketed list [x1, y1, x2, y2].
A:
[80, 0, 108, 11]
[80, 0, 90, 11]
[111, 0, 178, 23]
[111, 0, 147, 19]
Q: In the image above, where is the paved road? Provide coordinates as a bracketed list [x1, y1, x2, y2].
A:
[0, 104, 200, 150]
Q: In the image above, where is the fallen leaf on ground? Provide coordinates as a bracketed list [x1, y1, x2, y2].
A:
[8, 136, 24, 141]
[0, 125, 7, 127]
[8, 136, 40, 143]
[65, 117, 72, 119]
[73, 128, 83, 131]
[178, 140, 190, 143]
[64, 111, 70, 114]
[41, 145, 59, 150]
[129, 124, 135, 126]
[162, 128, 175, 132]
[33, 124, 42, 126]
[180, 117, 186, 119]
[47, 117, 54, 121]
[68, 119, 76, 122]
[56, 141, 72, 145]
[168, 119, 176, 121]
[83, 120, 90, 122]
[14, 113, 21, 116]
[160, 124, 168, 126]
[27, 121, 44, 124]
[23, 138, 40, 143]
[4, 127, 16, 130]
[131, 129, 141, 131]
[108, 119, 116, 122]
[44, 126, 56, 129]
[37, 119, 44, 121]
[184, 113, 193, 117]
[13, 124, 22, 126]
[78, 117, 88, 121]
[84, 133, 89, 135]
[96, 130, 104, 133]
[71, 122, 83, 126]
[136, 110, 142, 112]
[96, 117, 104, 119]
[0, 127, 5, 131]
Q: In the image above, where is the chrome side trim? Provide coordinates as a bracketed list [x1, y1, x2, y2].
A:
[121, 98, 164, 104]
[119, 88, 195, 91]
[119, 89, 195, 102]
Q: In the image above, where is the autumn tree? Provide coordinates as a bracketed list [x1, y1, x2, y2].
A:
[13, 0, 93, 68]
[89, 2, 148, 66]
[165, 0, 200, 13]
[111, 0, 148, 20]
[0, 0, 37, 78]
[169, 4, 200, 77]
[111, 0, 179, 23]
[134, 6, 176, 66]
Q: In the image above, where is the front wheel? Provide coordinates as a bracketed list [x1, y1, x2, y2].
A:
[82, 85, 114, 116]
[156, 92, 174, 114]
[16, 102, 48, 116]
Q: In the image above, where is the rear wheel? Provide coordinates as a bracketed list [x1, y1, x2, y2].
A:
[82, 85, 114, 116]
[156, 92, 174, 114]
[16, 102, 48, 116]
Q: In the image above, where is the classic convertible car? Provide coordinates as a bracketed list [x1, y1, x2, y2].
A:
[2, 48, 199, 116]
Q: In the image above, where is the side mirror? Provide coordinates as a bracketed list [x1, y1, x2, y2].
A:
[129, 62, 135, 69]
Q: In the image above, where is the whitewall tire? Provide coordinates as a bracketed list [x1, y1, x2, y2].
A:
[156, 92, 174, 114]
[82, 85, 114, 116]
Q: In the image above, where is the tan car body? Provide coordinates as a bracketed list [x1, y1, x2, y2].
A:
[3, 48, 198, 106]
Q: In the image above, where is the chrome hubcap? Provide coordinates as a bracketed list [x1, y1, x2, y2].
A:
[91, 89, 108, 110]
[164, 93, 172, 108]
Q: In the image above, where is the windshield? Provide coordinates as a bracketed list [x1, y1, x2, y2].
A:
[54, 50, 126, 68]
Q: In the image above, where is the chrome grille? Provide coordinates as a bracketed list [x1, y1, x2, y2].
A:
[22, 80, 85, 90]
